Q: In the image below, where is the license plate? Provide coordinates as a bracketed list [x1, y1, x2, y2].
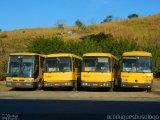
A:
[133, 85, 139, 88]
[54, 83, 60, 86]
[93, 83, 98, 86]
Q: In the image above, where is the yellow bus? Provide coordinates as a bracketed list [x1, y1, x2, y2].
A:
[120, 51, 153, 91]
[43, 53, 82, 91]
[6, 53, 45, 89]
[81, 53, 119, 90]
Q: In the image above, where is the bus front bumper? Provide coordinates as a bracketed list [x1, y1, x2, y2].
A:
[121, 82, 152, 89]
[81, 81, 112, 88]
[6, 81, 37, 88]
[44, 81, 74, 87]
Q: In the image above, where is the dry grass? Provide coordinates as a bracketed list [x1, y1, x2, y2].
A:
[0, 81, 10, 91]
[0, 14, 159, 66]
[1, 14, 159, 53]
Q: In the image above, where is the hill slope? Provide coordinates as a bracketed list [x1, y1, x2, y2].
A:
[0, 14, 160, 77]
[1, 14, 160, 54]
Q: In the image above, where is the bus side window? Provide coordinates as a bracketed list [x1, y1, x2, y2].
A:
[112, 58, 114, 72]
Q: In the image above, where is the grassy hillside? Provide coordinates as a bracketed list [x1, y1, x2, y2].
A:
[1, 14, 160, 53]
[0, 14, 160, 78]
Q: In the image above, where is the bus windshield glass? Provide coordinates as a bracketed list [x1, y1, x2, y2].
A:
[45, 57, 71, 72]
[122, 57, 152, 72]
[82, 57, 110, 72]
[7, 56, 34, 77]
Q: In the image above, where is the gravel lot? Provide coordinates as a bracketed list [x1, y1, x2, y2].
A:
[0, 79, 160, 101]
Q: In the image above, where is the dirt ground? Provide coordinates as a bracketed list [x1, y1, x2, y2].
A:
[0, 79, 160, 101]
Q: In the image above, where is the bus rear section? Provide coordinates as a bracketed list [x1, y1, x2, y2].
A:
[81, 53, 119, 90]
[120, 51, 153, 91]
[43, 54, 82, 91]
[6, 53, 44, 89]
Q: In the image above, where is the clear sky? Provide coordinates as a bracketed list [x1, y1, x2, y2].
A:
[0, 0, 160, 31]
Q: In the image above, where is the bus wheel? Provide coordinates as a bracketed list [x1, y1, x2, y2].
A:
[38, 80, 44, 90]
[109, 82, 113, 92]
[146, 88, 152, 92]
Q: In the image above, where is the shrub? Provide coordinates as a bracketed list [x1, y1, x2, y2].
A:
[27, 36, 65, 54]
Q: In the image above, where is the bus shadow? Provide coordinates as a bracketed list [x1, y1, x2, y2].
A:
[79, 87, 112, 92]
[8, 87, 149, 92]
[79, 87, 148, 92]
[43, 87, 74, 91]
[117, 88, 148, 92]
[9, 88, 37, 91]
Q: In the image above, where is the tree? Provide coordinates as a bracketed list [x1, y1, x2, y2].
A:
[64, 40, 79, 55]
[55, 19, 66, 34]
[77, 38, 101, 56]
[75, 19, 87, 33]
[101, 15, 113, 23]
[99, 39, 139, 57]
[75, 19, 83, 27]
[80, 32, 113, 43]
[128, 13, 139, 19]
[27, 36, 65, 54]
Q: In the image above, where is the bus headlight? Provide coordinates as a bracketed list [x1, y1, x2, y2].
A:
[145, 80, 151, 83]
[64, 82, 71, 86]
[24, 80, 32, 82]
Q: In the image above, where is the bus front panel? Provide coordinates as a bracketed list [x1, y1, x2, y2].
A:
[81, 56, 113, 88]
[6, 55, 40, 88]
[43, 57, 76, 87]
[121, 56, 153, 89]
[43, 72, 75, 87]
[81, 72, 113, 88]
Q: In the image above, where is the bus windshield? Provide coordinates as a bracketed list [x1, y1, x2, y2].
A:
[122, 57, 152, 72]
[82, 57, 110, 72]
[7, 56, 34, 77]
[45, 57, 71, 72]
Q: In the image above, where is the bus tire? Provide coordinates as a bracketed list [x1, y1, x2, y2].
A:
[146, 83, 153, 92]
[146, 88, 152, 92]
[109, 82, 114, 92]
[37, 80, 44, 90]
[77, 79, 81, 91]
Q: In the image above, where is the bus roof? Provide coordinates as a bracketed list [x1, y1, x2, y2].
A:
[123, 51, 152, 57]
[10, 53, 45, 57]
[46, 53, 82, 60]
[83, 53, 119, 60]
